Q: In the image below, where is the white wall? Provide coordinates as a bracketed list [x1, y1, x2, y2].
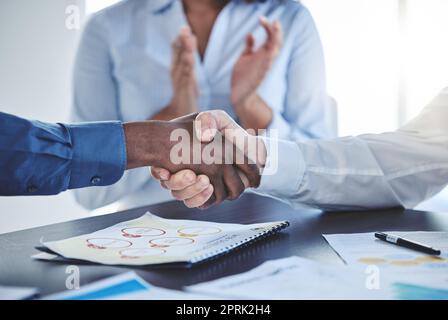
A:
[0, 0, 89, 234]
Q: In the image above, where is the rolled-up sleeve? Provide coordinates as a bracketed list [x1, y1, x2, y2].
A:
[0, 112, 126, 196]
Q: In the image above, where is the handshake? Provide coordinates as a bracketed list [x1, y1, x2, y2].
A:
[124, 111, 268, 209]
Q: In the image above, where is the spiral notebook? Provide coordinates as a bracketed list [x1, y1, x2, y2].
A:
[34, 212, 289, 266]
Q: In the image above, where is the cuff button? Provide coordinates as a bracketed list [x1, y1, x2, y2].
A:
[90, 176, 101, 185]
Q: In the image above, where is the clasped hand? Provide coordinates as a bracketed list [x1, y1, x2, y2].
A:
[151, 111, 267, 208]
[124, 112, 266, 209]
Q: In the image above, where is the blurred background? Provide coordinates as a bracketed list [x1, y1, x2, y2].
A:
[1, 0, 447, 233]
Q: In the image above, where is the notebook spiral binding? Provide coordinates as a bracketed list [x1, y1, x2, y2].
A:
[189, 221, 290, 265]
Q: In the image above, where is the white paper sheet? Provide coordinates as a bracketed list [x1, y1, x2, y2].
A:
[323, 231, 448, 290]
[41, 212, 288, 266]
[43, 272, 212, 300]
[187, 256, 396, 300]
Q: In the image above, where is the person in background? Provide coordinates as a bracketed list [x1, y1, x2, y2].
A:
[71, 0, 336, 210]
[152, 88, 448, 211]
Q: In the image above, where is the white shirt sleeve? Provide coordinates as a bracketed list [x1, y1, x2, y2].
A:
[255, 88, 448, 211]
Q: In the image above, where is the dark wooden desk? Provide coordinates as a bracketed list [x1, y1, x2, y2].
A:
[1, 194, 447, 296]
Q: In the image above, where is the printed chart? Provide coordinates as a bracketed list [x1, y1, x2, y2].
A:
[42, 212, 286, 266]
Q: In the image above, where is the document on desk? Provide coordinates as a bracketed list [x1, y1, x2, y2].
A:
[38, 212, 289, 266]
[323, 232, 448, 290]
[187, 256, 395, 299]
[43, 272, 211, 300]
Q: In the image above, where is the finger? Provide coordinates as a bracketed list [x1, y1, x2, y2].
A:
[195, 110, 261, 161]
[172, 26, 192, 80]
[180, 51, 195, 77]
[150, 167, 171, 181]
[195, 110, 247, 143]
[237, 169, 250, 189]
[171, 37, 182, 69]
[265, 20, 282, 55]
[232, 142, 262, 189]
[180, 31, 196, 64]
[172, 26, 191, 70]
[236, 162, 261, 189]
[202, 191, 217, 209]
[274, 21, 283, 49]
[171, 175, 210, 200]
[184, 185, 214, 209]
[210, 175, 228, 205]
[242, 33, 255, 55]
[259, 16, 274, 45]
[164, 170, 197, 191]
[160, 181, 169, 190]
[223, 166, 245, 201]
[172, 38, 184, 84]
[194, 111, 219, 142]
[259, 17, 282, 56]
[178, 34, 197, 80]
[181, 30, 197, 54]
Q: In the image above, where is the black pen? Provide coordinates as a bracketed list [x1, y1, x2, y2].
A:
[374, 232, 441, 256]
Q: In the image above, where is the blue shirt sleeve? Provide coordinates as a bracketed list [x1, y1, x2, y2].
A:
[0, 112, 126, 196]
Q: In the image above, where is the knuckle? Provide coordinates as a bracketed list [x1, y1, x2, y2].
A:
[193, 183, 206, 194]
[173, 176, 186, 189]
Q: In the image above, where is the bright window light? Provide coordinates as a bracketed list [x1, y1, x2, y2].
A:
[304, 0, 448, 135]
[304, 0, 401, 135]
[401, 0, 448, 121]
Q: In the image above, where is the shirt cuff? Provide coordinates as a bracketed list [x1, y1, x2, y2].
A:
[257, 137, 305, 198]
[64, 121, 126, 190]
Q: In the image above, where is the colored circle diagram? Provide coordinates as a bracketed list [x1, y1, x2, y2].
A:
[149, 237, 194, 248]
[86, 238, 132, 249]
[121, 227, 165, 238]
[177, 227, 222, 237]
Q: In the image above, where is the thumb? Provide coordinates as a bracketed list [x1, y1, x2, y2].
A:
[194, 110, 248, 144]
[194, 110, 262, 161]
